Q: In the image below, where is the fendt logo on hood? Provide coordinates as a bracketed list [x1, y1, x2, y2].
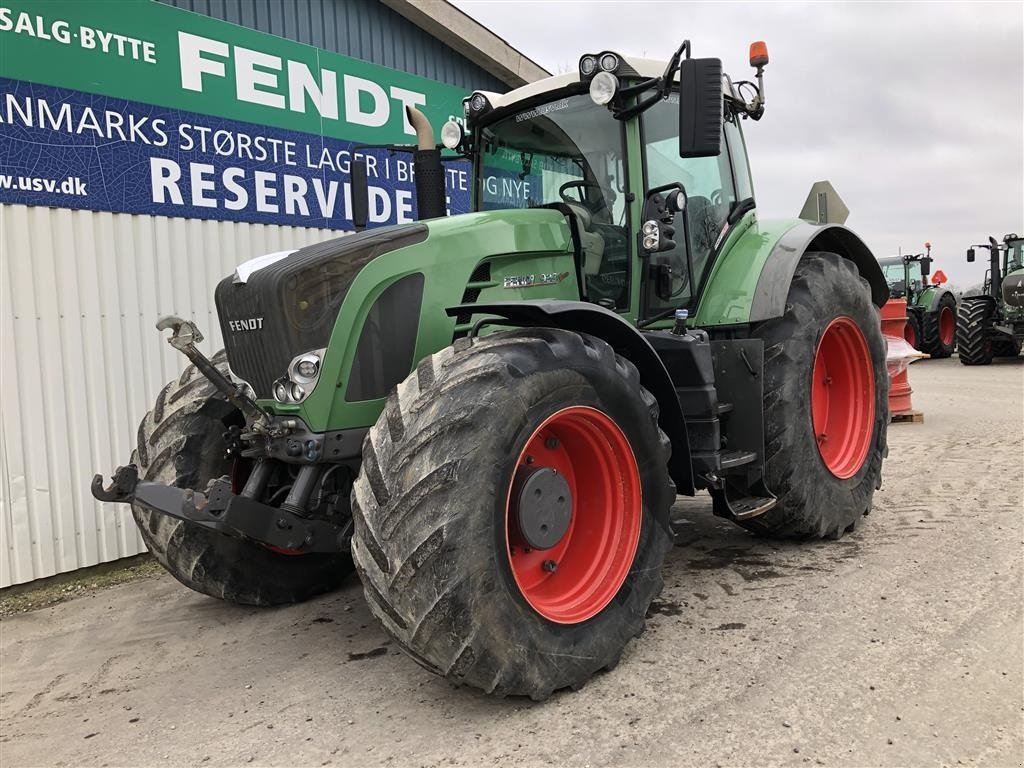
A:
[228, 317, 264, 332]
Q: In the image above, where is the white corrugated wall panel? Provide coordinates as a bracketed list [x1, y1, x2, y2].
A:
[0, 205, 335, 587]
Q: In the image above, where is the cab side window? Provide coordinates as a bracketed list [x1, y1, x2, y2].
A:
[724, 111, 753, 201]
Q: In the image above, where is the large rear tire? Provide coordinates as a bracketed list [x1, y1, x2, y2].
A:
[741, 252, 888, 539]
[131, 352, 353, 605]
[956, 297, 994, 366]
[351, 328, 674, 699]
[920, 292, 956, 358]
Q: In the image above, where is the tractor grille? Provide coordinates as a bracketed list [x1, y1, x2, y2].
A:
[215, 224, 427, 397]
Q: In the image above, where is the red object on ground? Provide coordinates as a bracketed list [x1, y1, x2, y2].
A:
[881, 299, 916, 415]
[505, 405, 641, 625]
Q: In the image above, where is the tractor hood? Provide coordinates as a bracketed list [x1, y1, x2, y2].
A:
[215, 223, 429, 398]
[215, 209, 577, 418]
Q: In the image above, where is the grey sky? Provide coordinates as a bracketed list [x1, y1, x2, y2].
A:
[453, 0, 1023, 289]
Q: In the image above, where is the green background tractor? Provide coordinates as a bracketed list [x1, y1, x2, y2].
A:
[958, 233, 1024, 364]
[877, 244, 957, 357]
[94, 40, 889, 699]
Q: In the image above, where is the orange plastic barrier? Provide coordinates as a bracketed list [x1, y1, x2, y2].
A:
[881, 299, 916, 416]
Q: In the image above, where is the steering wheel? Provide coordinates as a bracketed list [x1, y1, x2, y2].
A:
[559, 180, 603, 208]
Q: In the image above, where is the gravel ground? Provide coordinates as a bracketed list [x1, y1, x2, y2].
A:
[1, 356, 1022, 768]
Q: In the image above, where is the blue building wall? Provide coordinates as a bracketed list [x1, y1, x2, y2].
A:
[157, 0, 507, 93]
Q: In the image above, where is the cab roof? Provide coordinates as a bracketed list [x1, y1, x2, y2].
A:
[474, 55, 715, 114]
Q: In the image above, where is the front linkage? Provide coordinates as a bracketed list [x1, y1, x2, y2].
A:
[92, 317, 351, 555]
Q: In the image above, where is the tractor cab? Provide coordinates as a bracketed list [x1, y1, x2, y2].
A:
[443, 41, 765, 325]
[967, 233, 1024, 300]
[879, 247, 932, 302]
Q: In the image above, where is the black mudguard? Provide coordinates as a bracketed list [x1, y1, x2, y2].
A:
[446, 300, 694, 495]
[750, 223, 888, 322]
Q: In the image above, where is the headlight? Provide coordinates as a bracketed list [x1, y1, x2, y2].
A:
[643, 234, 660, 251]
[441, 120, 464, 150]
[642, 221, 659, 236]
[273, 348, 327, 403]
[589, 71, 618, 106]
[599, 53, 619, 72]
[295, 355, 319, 380]
[579, 54, 598, 77]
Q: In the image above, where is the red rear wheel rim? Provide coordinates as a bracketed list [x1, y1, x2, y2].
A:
[810, 317, 875, 479]
[939, 306, 955, 346]
[904, 319, 916, 347]
[505, 406, 641, 625]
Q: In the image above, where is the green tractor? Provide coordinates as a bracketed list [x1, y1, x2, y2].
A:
[93, 40, 889, 698]
[958, 233, 1024, 364]
[877, 243, 957, 357]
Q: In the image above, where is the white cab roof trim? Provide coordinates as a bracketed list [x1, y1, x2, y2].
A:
[482, 57, 679, 112]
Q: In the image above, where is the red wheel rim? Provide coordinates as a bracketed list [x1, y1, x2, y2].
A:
[938, 306, 954, 346]
[810, 317, 875, 479]
[505, 406, 641, 625]
[903, 318, 916, 347]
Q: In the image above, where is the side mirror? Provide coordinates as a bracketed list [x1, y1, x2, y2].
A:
[920, 256, 931, 277]
[678, 57, 723, 158]
[967, 248, 975, 263]
[350, 158, 369, 232]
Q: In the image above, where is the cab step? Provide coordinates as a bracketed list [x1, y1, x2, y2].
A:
[711, 478, 778, 521]
[716, 494, 777, 520]
[719, 450, 756, 470]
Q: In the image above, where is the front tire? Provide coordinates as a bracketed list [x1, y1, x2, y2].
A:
[742, 252, 888, 539]
[350, 329, 674, 699]
[132, 352, 353, 605]
[956, 297, 994, 366]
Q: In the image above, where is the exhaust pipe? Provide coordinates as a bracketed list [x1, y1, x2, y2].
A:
[406, 105, 447, 221]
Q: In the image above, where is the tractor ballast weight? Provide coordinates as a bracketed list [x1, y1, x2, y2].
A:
[94, 40, 891, 699]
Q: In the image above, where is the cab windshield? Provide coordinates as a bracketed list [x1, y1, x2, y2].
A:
[475, 94, 631, 308]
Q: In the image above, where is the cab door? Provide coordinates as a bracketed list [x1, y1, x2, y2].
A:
[640, 97, 748, 320]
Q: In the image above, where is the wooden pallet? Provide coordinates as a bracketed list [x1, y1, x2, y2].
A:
[891, 409, 924, 424]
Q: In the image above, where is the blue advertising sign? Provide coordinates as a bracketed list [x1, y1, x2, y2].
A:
[0, 78, 471, 228]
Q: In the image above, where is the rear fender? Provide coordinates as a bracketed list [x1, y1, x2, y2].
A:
[916, 286, 955, 313]
[446, 300, 694, 495]
[692, 217, 887, 327]
[748, 222, 888, 322]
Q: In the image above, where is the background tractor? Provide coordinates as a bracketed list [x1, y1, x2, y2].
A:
[93, 40, 889, 699]
[958, 233, 1024, 364]
[877, 243, 957, 358]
